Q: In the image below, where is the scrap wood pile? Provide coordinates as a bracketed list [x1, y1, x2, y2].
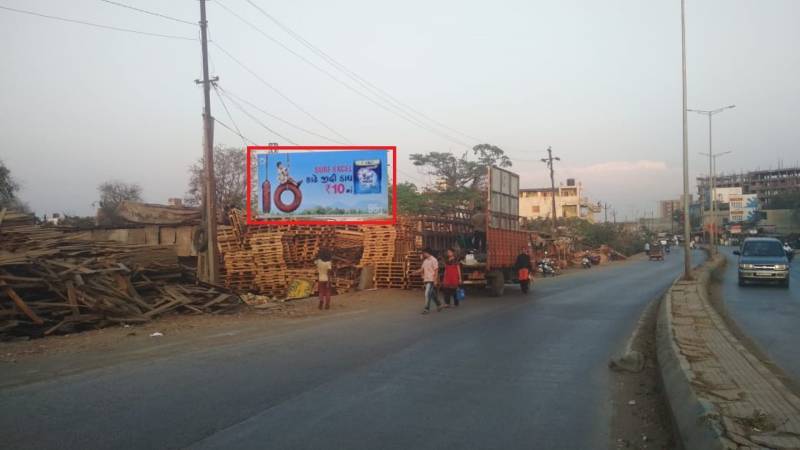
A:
[0, 209, 241, 338]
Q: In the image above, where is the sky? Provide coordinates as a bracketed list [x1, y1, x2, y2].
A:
[1, 0, 798, 221]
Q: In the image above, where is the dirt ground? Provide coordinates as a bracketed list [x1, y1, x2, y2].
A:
[610, 298, 678, 450]
[0, 288, 419, 364]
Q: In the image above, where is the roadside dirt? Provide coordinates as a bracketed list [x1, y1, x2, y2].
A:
[0, 288, 418, 364]
[609, 298, 678, 450]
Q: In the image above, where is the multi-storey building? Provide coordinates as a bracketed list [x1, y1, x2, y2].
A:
[697, 167, 800, 208]
[519, 178, 599, 222]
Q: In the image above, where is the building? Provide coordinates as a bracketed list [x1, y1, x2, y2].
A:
[697, 167, 800, 208]
[658, 199, 682, 220]
[519, 178, 600, 222]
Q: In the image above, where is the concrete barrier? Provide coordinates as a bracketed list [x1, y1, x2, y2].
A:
[657, 255, 800, 449]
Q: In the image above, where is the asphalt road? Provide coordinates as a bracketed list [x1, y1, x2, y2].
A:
[719, 247, 800, 380]
[0, 249, 703, 450]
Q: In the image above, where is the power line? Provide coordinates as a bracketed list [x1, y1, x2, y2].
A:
[216, 85, 348, 145]
[98, 0, 196, 26]
[243, 0, 484, 144]
[214, 117, 257, 145]
[212, 84, 248, 148]
[0, 5, 197, 41]
[216, 0, 473, 149]
[216, 87, 299, 145]
[211, 41, 351, 144]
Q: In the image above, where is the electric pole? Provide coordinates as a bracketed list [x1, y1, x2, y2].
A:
[603, 203, 609, 223]
[541, 146, 560, 236]
[197, 0, 219, 284]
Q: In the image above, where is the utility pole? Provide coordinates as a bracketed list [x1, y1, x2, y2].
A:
[197, 0, 219, 284]
[541, 146, 560, 235]
[603, 203, 609, 223]
[680, 0, 692, 280]
[689, 105, 735, 255]
[699, 150, 732, 253]
[612, 209, 617, 224]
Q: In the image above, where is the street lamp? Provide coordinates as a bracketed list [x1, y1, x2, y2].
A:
[698, 150, 732, 253]
[688, 105, 736, 254]
[680, 0, 691, 280]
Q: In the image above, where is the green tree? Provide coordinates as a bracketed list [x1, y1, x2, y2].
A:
[409, 143, 511, 192]
[396, 182, 426, 214]
[186, 145, 246, 211]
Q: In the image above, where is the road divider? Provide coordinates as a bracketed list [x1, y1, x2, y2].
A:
[657, 254, 800, 449]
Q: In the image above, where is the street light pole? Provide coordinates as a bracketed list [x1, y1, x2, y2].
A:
[688, 105, 735, 255]
[680, 0, 692, 280]
[699, 150, 732, 251]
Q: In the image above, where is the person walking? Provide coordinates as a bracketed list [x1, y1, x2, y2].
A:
[413, 248, 443, 314]
[514, 247, 533, 294]
[315, 249, 333, 310]
[644, 241, 651, 256]
[440, 248, 463, 307]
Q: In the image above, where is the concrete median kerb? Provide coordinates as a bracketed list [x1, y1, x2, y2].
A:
[657, 254, 800, 450]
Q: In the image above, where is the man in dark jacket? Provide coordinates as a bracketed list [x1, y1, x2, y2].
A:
[514, 247, 534, 294]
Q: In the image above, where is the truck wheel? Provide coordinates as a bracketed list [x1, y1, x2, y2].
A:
[488, 270, 505, 297]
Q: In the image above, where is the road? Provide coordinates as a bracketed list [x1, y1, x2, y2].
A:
[0, 249, 703, 450]
[719, 247, 800, 380]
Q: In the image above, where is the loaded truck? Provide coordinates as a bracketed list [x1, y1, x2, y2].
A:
[460, 165, 532, 296]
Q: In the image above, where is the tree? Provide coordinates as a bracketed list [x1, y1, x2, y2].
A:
[409, 143, 511, 192]
[0, 159, 21, 209]
[96, 181, 142, 224]
[396, 182, 427, 214]
[186, 145, 246, 212]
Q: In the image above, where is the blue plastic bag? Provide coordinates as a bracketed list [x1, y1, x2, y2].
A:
[455, 287, 465, 302]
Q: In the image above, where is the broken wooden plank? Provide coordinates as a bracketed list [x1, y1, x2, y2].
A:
[0, 282, 44, 325]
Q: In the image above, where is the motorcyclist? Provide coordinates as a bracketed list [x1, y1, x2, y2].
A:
[784, 242, 794, 262]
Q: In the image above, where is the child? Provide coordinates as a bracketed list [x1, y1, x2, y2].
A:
[315, 249, 333, 310]
[441, 248, 463, 306]
[276, 161, 302, 187]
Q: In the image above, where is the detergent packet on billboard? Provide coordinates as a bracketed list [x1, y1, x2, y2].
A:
[353, 159, 382, 194]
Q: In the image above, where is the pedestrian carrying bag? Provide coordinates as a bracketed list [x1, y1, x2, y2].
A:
[455, 287, 465, 302]
[518, 268, 530, 281]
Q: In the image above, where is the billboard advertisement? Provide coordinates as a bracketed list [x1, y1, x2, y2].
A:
[248, 147, 394, 224]
[729, 194, 759, 223]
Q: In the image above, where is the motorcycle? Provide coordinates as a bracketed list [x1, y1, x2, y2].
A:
[538, 258, 557, 276]
[581, 256, 592, 269]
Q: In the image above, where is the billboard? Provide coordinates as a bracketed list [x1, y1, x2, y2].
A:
[248, 147, 395, 224]
[729, 194, 759, 223]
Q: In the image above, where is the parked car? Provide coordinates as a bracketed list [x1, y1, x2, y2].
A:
[734, 237, 791, 288]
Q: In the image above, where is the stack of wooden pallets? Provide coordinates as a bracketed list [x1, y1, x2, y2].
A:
[373, 261, 407, 289]
[217, 225, 243, 253]
[404, 250, 424, 290]
[333, 266, 358, 294]
[247, 230, 287, 297]
[359, 226, 397, 267]
[222, 250, 256, 293]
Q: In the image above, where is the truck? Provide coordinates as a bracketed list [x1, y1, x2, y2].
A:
[460, 166, 532, 296]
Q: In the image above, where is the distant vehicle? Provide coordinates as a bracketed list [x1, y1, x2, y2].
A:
[734, 237, 790, 288]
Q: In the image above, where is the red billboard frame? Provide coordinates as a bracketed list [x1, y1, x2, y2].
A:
[246, 146, 398, 226]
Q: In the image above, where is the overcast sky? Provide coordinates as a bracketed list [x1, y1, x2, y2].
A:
[2, 0, 798, 220]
